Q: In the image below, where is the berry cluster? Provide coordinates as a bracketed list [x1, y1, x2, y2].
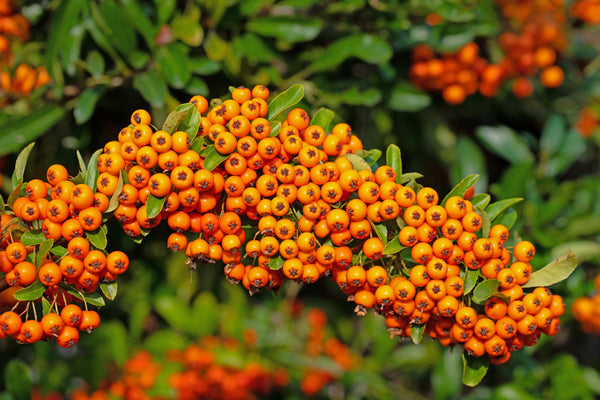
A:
[410, 0, 571, 103]
[1, 165, 128, 345]
[571, 0, 600, 23]
[0, 84, 568, 369]
[0, 0, 50, 105]
[571, 274, 600, 333]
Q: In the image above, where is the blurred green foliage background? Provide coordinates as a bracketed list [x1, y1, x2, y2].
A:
[2, 0, 600, 399]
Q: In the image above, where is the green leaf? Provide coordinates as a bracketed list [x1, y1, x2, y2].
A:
[13, 280, 46, 301]
[189, 292, 220, 336]
[310, 108, 335, 132]
[0, 195, 4, 213]
[386, 144, 402, 182]
[267, 84, 304, 121]
[383, 236, 404, 255]
[344, 153, 371, 171]
[203, 145, 229, 171]
[7, 182, 23, 208]
[120, 0, 158, 49]
[480, 206, 491, 238]
[42, 296, 52, 314]
[492, 208, 517, 230]
[310, 34, 392, 72]
[36, 239, 54, 267]
[462, 353, 489, 387]
[354, 149, 383, 166]
[0, 105, 66, 156]
[269, 255, 285, 270]
[400, 172, 424, 184]
[173, 103, 201, 142]
[522, 250, 578, 288]
[133, 69, 167, 108]
[540, 114, 565, 156]
[156, 43, 191, 89]
[146, 194, 166, 219]
[471, 193, 491, 209]
[79, 290, 106, 307]
[76, 150, 87, 176]
[463, 269, 480, 295]
[86, 50, 106, 76]
[101, 281, 118, 300]
[372, 222, 388, 245]
[154, 295, 193, 334]
[74, 85, 106, 124]
[4, 359, 32, 400]
[85, 149, 103, 191]
[87, 225, 108, 250]
[441, 174, 479, 206]
[50, 245, 68, 259]
[247, 16, 322, 43]
[486, 198, 523, 222]
[411, 323, 425, 344]
[472, 279, 500, 304]
[106, 172, 124, 213]
[388, 83, 431, 112]
[20, 230, 46, 246]
[475, 125, 534, 164]
[11, 142, 35, 188]
[99, 0, 138, 56]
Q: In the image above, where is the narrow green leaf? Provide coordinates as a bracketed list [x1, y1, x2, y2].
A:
[472, 279, 500, 304]
[87, 225, 108, 250]
[451, 136, 487, 194]
[470, 193, 491, 209]
[74, 85, 106, 124]
[344, 153, 371, 171]
[171, 6, 204, 46]
[522, 250, 578, 288]
[540, 114, 565, 156]
[85, 149, 103, 191]
[36, 239, 55, 267]
[269, 255, 284, 270]
[71, 289, 106, 307]
[7, 181, 23, 207]
[101, 281, 118, 300]
[480, 207, 491, 238]
[20, 230, 46, 246]
[355, 149, 382, 167]
[133, 69, 167, 108]
[106, 172, 124, 213]
[86, 50, 106, 77]
[486, 198, 523, 222]
[270, 122, 281, 138]
[203, 146, 229, 171]
[12, 142, 35, 188]
[50, 245, 68, 259]
[4, 359, 32, 400]
[463, 269, 480, 295]
[389, 83, 431, 112]
[386, 144, 402, 182]
[310, 108, 335, 131]
[173, 103, 201, 142]
[383, 236, 404, 255]
[267, 84, 304, 121]
[0, 195, 4, 213]
[146, 194, 166, 219]
[13, 281, 46, 301]
[76, 150, 87, 176]
[441, 175, 480, 206]
[492, 208, 517, 230]
[411, 323, 425, 345]
[372, 222, 388, 245]
[42, 296, 52, 314]
[462, 353, 489, 387]
[247, 16, 322, 43]
[475, 126, 534, 164]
